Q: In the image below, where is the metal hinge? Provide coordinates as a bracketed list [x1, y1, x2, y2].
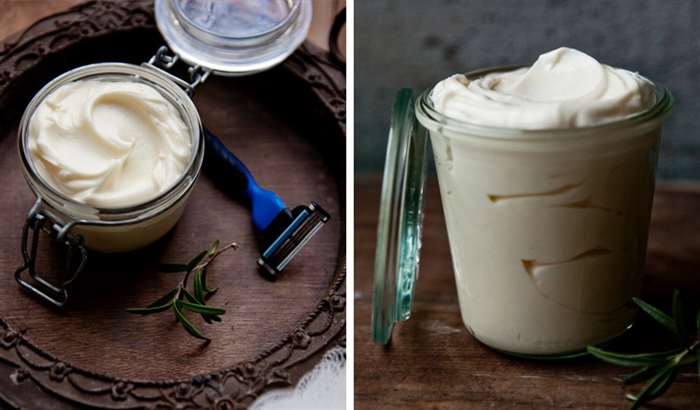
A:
[14, 199, 88, 308]
[143, 46, 210, 94]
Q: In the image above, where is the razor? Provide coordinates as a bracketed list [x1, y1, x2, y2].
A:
[204, 128, 330, 278]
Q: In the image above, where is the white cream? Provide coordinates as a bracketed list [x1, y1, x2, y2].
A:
[431, 47, 655, 129]
[28, 80, 192, 208]
[421, 48, 665, 355]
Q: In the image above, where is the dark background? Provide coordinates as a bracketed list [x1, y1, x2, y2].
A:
[355, 0, 700, 180]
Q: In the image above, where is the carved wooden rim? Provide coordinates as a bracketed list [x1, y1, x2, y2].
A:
[0, 1, 346, 409]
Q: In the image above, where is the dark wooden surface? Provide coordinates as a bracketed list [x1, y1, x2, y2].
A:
[354, 175, 700, 410]
[0, 1, 345, 408]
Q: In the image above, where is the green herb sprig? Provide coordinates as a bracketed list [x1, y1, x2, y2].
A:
[127, 240, 238, 341]
[587, 290, 699, 410]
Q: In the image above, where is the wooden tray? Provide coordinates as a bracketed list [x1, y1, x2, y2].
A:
[0, 1, 345, 409]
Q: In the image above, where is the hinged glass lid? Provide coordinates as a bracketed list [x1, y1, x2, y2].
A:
[372, 89, 428, 344]
[155, 0, 312, 76]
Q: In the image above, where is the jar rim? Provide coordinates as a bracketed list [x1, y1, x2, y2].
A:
[155, 0, 312, 75]
[415, 65, 674, 143]
[173, 0, 301, 43]
[17, 62, 204, 225]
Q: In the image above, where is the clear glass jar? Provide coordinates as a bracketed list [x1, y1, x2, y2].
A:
[17, 63, 204, 253]
[414, 68, 673, 356]
[155, 0, 312, 75]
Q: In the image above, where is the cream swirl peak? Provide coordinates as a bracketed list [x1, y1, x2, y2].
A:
[27, 80, 192, 208]
[430, 47, 656, 129]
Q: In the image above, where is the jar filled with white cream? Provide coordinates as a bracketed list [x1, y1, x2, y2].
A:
[373, 48, 673, 357]
[18, 63, 204, 254]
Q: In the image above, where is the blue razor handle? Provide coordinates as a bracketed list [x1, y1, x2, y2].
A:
[204, 128, 285, 232]
[204, 129, 330, 277]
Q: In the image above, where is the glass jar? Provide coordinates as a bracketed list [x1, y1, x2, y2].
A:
[155, 0, 312, 75]
[18, 63, 204, 254]
[13, 0, 314, 307]
[372, 67, 673, 357]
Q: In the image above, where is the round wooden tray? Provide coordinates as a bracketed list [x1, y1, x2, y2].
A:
[0, 1, 345, 409]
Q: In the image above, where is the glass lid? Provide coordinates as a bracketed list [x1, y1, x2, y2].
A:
[154, 0, 312, 76]
[372, 89, 429, 344]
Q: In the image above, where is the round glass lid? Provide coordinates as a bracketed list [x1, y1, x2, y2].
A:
[372, 89, 428, 345]
[154, 0, 312, 76]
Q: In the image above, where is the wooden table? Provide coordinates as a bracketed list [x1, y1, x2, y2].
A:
[355, 175, 700, 410]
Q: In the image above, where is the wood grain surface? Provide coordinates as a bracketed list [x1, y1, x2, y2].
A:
[354, 175, 700, 410]
[0, 0, 82, 40]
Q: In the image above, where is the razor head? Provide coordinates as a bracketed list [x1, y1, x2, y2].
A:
[258, 202, 330, 278]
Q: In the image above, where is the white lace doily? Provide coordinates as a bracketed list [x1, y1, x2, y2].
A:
[249, 347, 346, 410]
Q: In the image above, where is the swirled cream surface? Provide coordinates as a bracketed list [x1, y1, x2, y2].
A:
[431, 47, 655, 129]
[27, 80, 192, 208]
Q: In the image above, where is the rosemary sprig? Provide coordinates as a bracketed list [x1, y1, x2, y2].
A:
[587, 290, 700, 410]
[127, 240, 238, 341]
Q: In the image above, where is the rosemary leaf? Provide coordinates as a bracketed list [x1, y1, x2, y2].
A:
[186, 241, 219, 274]
[147, 288, 179, 307]
[173, 300, 209, 341]
[586, 345, 682, 367]
[180, 300, 225, 316]
[193, 270, 205, 303]
[644, 367, 679, 400]
[181, 288, 197, 303]
[201, 266, 218, 295]
[187, 250, 208, 272]
[207, 240, 220, 257]
[190, 271, 221, 323]
[672, 290, 688, 342]
[182, 288, 215, 324]
[623, 365, 662, 385]
[126, 302, 173, 315]
[633, 297, 676, 333]
[195, 241, 220, 298]
[127, 240, 236, 341]
[627, 366, 678, 410]
[126, 288, 178, 313]
[589, 291, 699, 407]
[627, 351, 687, 409]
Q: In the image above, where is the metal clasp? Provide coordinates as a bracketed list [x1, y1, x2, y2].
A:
[143, 46, 210, 95]
[15, 199, 88, 308]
